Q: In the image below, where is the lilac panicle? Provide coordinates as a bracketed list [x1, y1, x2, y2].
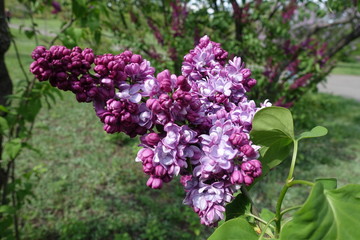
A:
[30, 35, 270, 226]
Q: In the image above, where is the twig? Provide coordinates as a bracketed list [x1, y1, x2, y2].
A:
[49, 16, 76, 46]
[11, 38, 30, 84]
[27, 5, 39, 46]
[11, 160, 19, 240]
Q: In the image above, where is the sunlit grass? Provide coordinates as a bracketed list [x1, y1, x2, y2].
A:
[332, 62, 360, 76]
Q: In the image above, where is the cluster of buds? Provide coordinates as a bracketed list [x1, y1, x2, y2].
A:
[30, 36, 270, 226]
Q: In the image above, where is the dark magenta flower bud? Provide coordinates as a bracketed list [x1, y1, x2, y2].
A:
[147, 176, 163, 189]
[103, 124, 118, 134]
[101, 78, 114, 88]
[56, 72, 67, 81]
[121, 112, 132, 123]
[82, 48, 94, 63]
[123, 50, 133, 58]
[247, 78, 257, 88]
[104, 115, 117, 125]
[31, 46, 47, 60]
[71, 82, 83, 93]
[230, 170, 243, 184]
[143, 163, 153, 174]
[154, 165, 167, 177]
[76, 92, 87, 102]
[186, 111, 199, 122]
[229, 131, 248, 147]
[189, 99, 201, 111]
[146, 99, 161, 114]
[107, 99, 122, 110]
[241, 160, 262, 178]
[131, 54, 142, 64]
[240, 144, 256, 157]
[243, 175, 253, 186]
[94, 65, 108, 76]
[162, 174, 172, 183]
[176, 75, 191, 91]
[144, 133, 160, 146]
[240, 68, 251, 78]
[159, 94, 172, 109]
[137, 148, 154, 164]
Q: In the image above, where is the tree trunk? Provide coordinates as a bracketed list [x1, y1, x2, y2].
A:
[0, 0, 12, 107]
[0, 0, 12, 199]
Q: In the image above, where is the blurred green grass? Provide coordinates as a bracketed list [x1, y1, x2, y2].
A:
[5, 17, 360, 240]
[10, 17, 63, 32]
[332, 62, 360, 76]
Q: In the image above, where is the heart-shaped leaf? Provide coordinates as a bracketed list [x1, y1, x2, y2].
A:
[250, 107, 294, 169]
[209, 217, 258, 240]
[280, 182, 360, 240]
[251, 107, 294, 141]
[297, 126, 328, 141]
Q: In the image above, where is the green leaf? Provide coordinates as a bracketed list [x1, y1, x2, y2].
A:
[251, 107, 294, 140]
[225, 193, 252, 221]
[0, 105, 9, 113]
[20, 98, 42, 122]
[258, 140, 292, 169]
[260, 208, 275, 224]
[280, 183, 360, 240]
[250, 107, 294, 169]
[0, 116, 9, 134]
[72, 0, 87, 18]
[209, 217, 258, 240]
[259, 208, 276, 237]
[315, 178, 337, 190]
[94, 29, 102, 45]
[0, 205, 15, 214]
[3, 138, 22, 160]
[297, 126, 328, 141]
[24, 29, 35, 39]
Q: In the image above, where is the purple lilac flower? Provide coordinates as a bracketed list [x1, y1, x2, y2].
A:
[30, 35, 269, 226]
[51, 1, 61, 14]
[170, 0, 187, 37]
[183, 177, 235, 226]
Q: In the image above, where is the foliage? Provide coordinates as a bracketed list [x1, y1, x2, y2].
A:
[8, 0, 358, 106]
[95, 0, 360, 106]
[208, 106, 360, 239]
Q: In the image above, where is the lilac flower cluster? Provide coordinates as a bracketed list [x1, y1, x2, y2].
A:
[30, 36, 270, 226]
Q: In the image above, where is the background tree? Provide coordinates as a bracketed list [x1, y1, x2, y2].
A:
[99, 0, 360, 106]
[0, 0, 12, 107]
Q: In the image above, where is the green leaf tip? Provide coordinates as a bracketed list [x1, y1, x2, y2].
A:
[297, 126, 328, 141]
